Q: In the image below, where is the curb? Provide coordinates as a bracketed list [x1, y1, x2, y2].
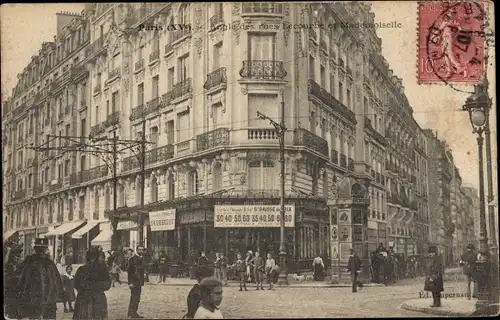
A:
[400, 302, 474, 317]
[140, 281, 386, 288]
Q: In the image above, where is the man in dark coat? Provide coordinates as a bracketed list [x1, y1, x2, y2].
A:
[18, 238, 65, 319]
[424, 246, 444, 307]
[158, 249, 169, 283]
[197, 251, 209, 267]
[127, 246, 146, 319]
[4, 244, 24, 319]
[347, 248, 363, 293]
[460, 244, 477, 299]
[185, 266, 214, 319]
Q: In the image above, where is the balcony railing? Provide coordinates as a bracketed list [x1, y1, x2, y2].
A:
[210, 10, 224, 30]
[90, 122, 107, 138]
[164, 43, 173, 55]
[49, 180, 62, 191]
[135, 59, 145, 72]
[145, 144, 175, 166]
[242, 3, 283, 15]
[94, 83, 101, 95]
[246, 189, 280, 197]
[197, 128, 230, 152]
[331, 149, 338, 165]
[162, 78, 192, 104]
[88, 165, 108, 181]
[149, 50, 160, 63]
[172, 28, 192, 42]
[293, 128, 328, 157]
[127, 4, 169, 26]
[85, 37, 105, 59]
[123, 155, 139, 171]
[239, 60, 287, 80]
[64, 105, 72, 115]
[320, 39, 328, 52]
[13, 189, 26, 201]
[309, 29, 317, 41]
[247, 128, 277, 140]
[203, 67, 227, 91]
[108, 68, 121, 81]
[307, 80, 356, 124]
[340, 154, 347, 168]
[106, 111, 120, 128]
[348, 158, 354, 171]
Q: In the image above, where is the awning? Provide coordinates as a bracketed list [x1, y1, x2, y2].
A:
[3, 229, 19, 242]
[71, 222, 100, 239]
[44, 221, 86, 237]
[91, 229, 113, 246]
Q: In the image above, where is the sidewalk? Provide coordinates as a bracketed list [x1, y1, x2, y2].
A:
[401, 298, 476, 316]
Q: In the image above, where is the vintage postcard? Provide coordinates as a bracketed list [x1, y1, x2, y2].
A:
[1, 1, 497, 319]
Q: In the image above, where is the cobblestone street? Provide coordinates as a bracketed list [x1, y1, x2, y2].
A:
[53, 278, 467, 319]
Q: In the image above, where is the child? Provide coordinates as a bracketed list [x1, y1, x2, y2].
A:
[265, 253, 276, 290]
[61, 265, 76, 313]
[233, 253, 248, 291]
[194, 278, 224, 319]
[110, 261, 122, 287]
[184, 266, 214, 319]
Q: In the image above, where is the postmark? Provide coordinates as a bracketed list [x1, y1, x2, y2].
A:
[418, 1, 486, 84]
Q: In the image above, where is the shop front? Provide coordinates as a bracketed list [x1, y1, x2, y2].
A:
[43, 221, 86, 263]
[72, 221, 100, 264]
[148, 209, 176, 260]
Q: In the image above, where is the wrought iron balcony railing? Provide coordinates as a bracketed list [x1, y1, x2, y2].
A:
[90, 122, 107, 138]
[145, 144, 175, 165]
[293, 128, 329, 157]
[149, 50, 160, 63]
[320, 38, 327, 52]
[203, 67, 227, 91]
[106, 111, 120, 128]
[239, 60, 287, 80]
[94, 83, 101, 95]
[340, 154, 347, 168]
[246, 189, 280, 198]
[172, 28, 192, 42]
[348, 158, 355, 171]
[164, 43, 173, 55]
[331, 149, 338, 165]
[307, 80, 356, 124]
[127, 4, 169, 26]
[49, 180, 62, 191]
[85, 37, 105, 59]
[88, 165, 108, 181]
[135, 59, 145, 71]
[162, 78, 192, 104]
[108, 68, 121, 81]
[242, 3, 283, 15]
[196, 128, 230, 152]
[210, 10, 224, 30]
[129, 104, 145, 122]
[12, 189, 26, 201]
[123, 155, 139, 171]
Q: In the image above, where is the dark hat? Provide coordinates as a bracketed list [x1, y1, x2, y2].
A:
[428, 246, 437, 254]
[34, 238, 49, 248]
[348, 248, 355, 253]
[467, 244, 475, 250]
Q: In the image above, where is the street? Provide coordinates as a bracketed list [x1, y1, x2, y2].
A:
[53, 277, 467, 319]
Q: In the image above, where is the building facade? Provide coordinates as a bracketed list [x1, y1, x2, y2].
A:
[462, 184, 481, 249]
[3, 3, 448, 271]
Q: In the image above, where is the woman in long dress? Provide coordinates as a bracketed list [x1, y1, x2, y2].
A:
[312, 254, 325, 281]
[73, 247, 111, 320]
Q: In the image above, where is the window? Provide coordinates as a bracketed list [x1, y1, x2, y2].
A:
[166, 120, 175, 144]
[177, 112, 190, 142]
[249, 34, 276, 61]
[58, 164, 63, 180]
[309, 56, 315, 79]
[168, 67, 175, 89]
[320, 65, 326, 88]
[95, 105, 100, 123]
[339, 82, 344, 104]
[137, 83, 144, 106]
[346, 89, 351, 109]
[150, 126, 159, 146]
[80, 155, 86, 171]
[213, 42, 223, 70]
[119, 185, 125, 206]
[94, 191, 100, 218]
[212, 162, 223, 192]
[106, 100, 110, 117]
[311, 166, 319, 195]
[168, 173, 175, 200]
[64, 159, 70, 176]
[310, 111, 316, 134]
[151, 176, 158, 202]
[81, 118, 86, 138]
[178, 55, 189, 81]
[105, 188, 110, 210]
[153, 32, 160, 52]
[65, 124, 70, 137]
[188, 170, 199, 196]
[112, 91, 119, 113]
[248, 160, 275, 190]
[320, 118, 326, 139]
[152, 76, 159, 99]
[178, 4, 189, 24]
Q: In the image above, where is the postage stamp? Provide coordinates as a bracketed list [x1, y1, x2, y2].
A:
[417, 1, 486, 84]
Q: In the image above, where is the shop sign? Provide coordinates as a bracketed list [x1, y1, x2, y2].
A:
[214, 205, 295, 228]
[149, 209, 176, 231]
[117, 221, 138, 230]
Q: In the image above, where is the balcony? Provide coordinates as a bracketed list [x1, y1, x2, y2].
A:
[71, 65, 88, 79]
[242, 3, 283, 15]
[130, 104, 145, 122]
[371, 169, 376, 178]
[320, 39, 328, 53]
[163, 78, 192, 104]
[64, 104, 72, 116]
[247, 128, 278, 140]
[85, 37, 106, 60]
[348, 158, 355, 171]
[347, 66, 353, 78]
[164, 43, 173, 56]
[239, 60, 287, 80]
[145, 144, 174, 166]
[127, 4, 170, 27]
[203, 67, 227, 91]
[90, 122, 106, 138]
[94, 83, 101, 95]
[246, 189, 280, 198]
[49, 180, 62, 191]
[172, 28, 192, 43]
[123, 155, 139, 172]
[309, 28, 317, 42]
[108, 68, 121, 82]
[376, 172, 381, 184]
[340, 154, 347, 168]
[12, 189, 26, 201]
[331, 149, 338, 165]
[93, 211, 99, 220]
[33, 184, 43, 195]
[106, 111, 120, 128]
[135, 59, 145, 72]
[307, 80, 356, 124]
[88, 165, 108, 181]
[196, 128, 230, 152]
[210, 10, 224, 30]
[130, 98, 161, 122]
[293, 128, 328, 157]
[149, 50, 160, 64]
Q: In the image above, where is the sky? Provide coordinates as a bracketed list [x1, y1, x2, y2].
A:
[1, 2, 497, 198]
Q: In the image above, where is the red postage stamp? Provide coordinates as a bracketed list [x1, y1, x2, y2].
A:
[417, 1, 486, 84]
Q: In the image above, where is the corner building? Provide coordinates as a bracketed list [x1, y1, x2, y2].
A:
[3, 3, 426, 275]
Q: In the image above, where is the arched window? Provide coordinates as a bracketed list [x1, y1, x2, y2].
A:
[151, 176, 158, 202]
[212, 162, 223, 192]
[188, 170, 199, 196]
[322, 171, 328, 198]
[248, 160, 275, 190]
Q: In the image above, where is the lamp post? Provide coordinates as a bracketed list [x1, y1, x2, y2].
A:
[462, 83, 497, 315]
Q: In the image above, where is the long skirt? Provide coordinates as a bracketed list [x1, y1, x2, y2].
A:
[313, 263, 324, 281]
[73, 291, 108, 320]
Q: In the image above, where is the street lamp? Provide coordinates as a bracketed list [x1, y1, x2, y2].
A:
[462, 83, 497, 315]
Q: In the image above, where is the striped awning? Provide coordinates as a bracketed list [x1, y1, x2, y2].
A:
[44, 221, 86, 237]
[71, 222, 100, 239]
[91, 229, 113, 245]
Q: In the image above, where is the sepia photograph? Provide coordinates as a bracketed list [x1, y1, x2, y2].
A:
[1, 1, 497, 319]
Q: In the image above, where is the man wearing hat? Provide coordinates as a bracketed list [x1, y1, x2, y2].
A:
[424, 245, 444, 307]
[460, 244, 477, 299]
[17, 237, 65, 319]
[347, 248, 363, 293]
[4, 243, 24, 319]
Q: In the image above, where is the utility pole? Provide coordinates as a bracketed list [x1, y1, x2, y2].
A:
[111, 131, 118, 249]
[257, 91, 289, 285]
[137, 118, 147, 248]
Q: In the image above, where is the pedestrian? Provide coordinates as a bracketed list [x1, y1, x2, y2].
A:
[127, 246, 146, 319]
[214, 252, 222, 281]
[73, 247, 111, 320]
[460, 244, 477, 299]
[65, 248, 73, 266]
[17, 238, 65, 319]
[110, 260, 122, 287]
[251, 251, 265, 290]
[184, 266, 215, 319]
[143, 248, 152, 283]
[312, 253, 325, 281]
[197, 251, 210, 267]
[194, 278, 224, 319]
[347, 248, 363, 293]
[265, 253, 276, 290]
[220, 252, 228, 286]
[158, 249, 168, 283]
[61, 265, 76, 313]
[233, 253, 248, 291]
[4, 243, 24, 319]
[424, 245, 444, 307]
